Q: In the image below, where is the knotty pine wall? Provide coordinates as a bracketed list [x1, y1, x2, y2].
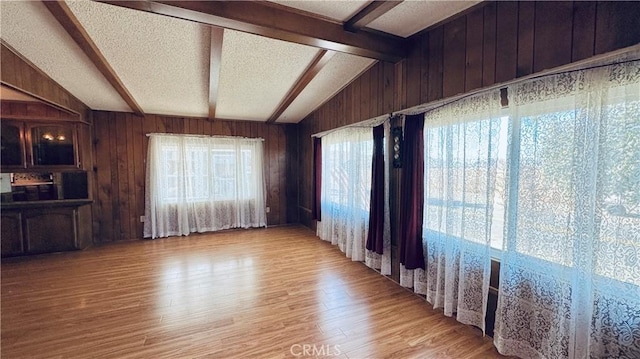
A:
[92, 112, 298, 243]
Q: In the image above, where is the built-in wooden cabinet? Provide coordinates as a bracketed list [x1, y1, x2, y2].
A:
[1, 211, 24, 256]
[0, 121, 79, 171]
[1, 121, 25, 168]
[0, 201, 92, 257]
[23, 208, 78, 253]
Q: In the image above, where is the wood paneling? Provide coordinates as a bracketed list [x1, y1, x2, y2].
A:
[443, 16, 467, 98]
[595, 1, 640, 55]
[481, 2, 497, 87]
[572, 2, 596, 62]
[383, 61, 395, 114]
[516, 1, 535, 77]
[533, 1, 573, 73]
[406, 37, 422, 107]
[495, 1, 518, 83]
[419, 32, 430, 104]
[465, 7, 484, 92]
[1, 43, 88, 119]
[92, 112, 295, 242]
[427, 26, 444, 102]
[0, 100, 78, 122]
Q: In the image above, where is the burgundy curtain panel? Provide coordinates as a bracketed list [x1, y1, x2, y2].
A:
[366, 125, 385, 254]
[399, 114, 426, 270]
[312, 137, 322, 221]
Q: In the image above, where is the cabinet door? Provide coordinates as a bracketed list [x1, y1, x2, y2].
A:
[23, 208, 77, 254]
[1, 211, 24, 257]
[1, 121, 26, 169]
[28, 124, 77, 167]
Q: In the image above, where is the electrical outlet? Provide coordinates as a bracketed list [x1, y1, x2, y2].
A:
[140, 216, 145, 223]
[266, 207, 270, 213]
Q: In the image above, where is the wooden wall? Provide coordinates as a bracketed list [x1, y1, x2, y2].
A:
[1, 101, 78, 122]
[402, 0, 640, 108]
[92, 112, 298, 243]
[297, 0, 640, 228]
[1, 43, 89, 119]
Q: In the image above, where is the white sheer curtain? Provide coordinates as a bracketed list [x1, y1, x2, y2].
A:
[317, 127, 373, 262]
[495, 60, 640, 358]
[364, 121, 392, 275]
[144, 134, 266, 239]
[407, 90, 503, 333]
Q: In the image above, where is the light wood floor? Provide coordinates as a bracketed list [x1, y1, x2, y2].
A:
[1, 225, 508, 358]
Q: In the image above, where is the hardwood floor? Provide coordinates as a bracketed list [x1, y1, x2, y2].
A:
[1, 225, 507, 358]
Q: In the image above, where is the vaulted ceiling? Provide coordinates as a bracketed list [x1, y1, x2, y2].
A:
[1, 0, 481, 123]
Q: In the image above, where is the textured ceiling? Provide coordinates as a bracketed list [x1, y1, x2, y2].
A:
[1, 1, 483, 123]
[368, 1, 482, 38]
[0, 1, 130, 112]
[216, 30, 319, 121]
[67, 0, 211, 117]
[268, 0, 370, 22]
[277, 53, 375, 123]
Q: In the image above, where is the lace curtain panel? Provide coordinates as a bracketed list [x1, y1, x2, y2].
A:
[399, 90, 504, 333]
[144, 134, 266, 239]
[317, 126, 392, 271]
[494, 61, 640, 358]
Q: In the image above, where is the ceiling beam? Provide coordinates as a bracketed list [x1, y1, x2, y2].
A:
[96, 0, 407, 62]
[267, 49, 335, 123]
[208, 27, 224, 119]
[43, 0, 144, 115]
[345, 1, 403, 32]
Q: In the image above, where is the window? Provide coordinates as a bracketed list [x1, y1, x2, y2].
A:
[159, 142, 258, 204]
[493, 62, 640, 359]
[323, 136, 373, 214]
[423, 87, 640, 286]
[144, 135, 266, 239]
[422, 91, 505, 253]
[317, 126, 373, 261]
[507, 84, 640, 286]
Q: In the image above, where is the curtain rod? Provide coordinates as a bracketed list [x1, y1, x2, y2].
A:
[418, 57, 640, 116]
[146, 133, 264, 141]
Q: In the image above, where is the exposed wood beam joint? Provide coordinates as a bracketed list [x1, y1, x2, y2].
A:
[97, 0, 407, 62]
[267, 49, 335, 123]
[43, 0, 144, 115]
[344, 1, 403, 33]
[208, 27, 224, 119]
